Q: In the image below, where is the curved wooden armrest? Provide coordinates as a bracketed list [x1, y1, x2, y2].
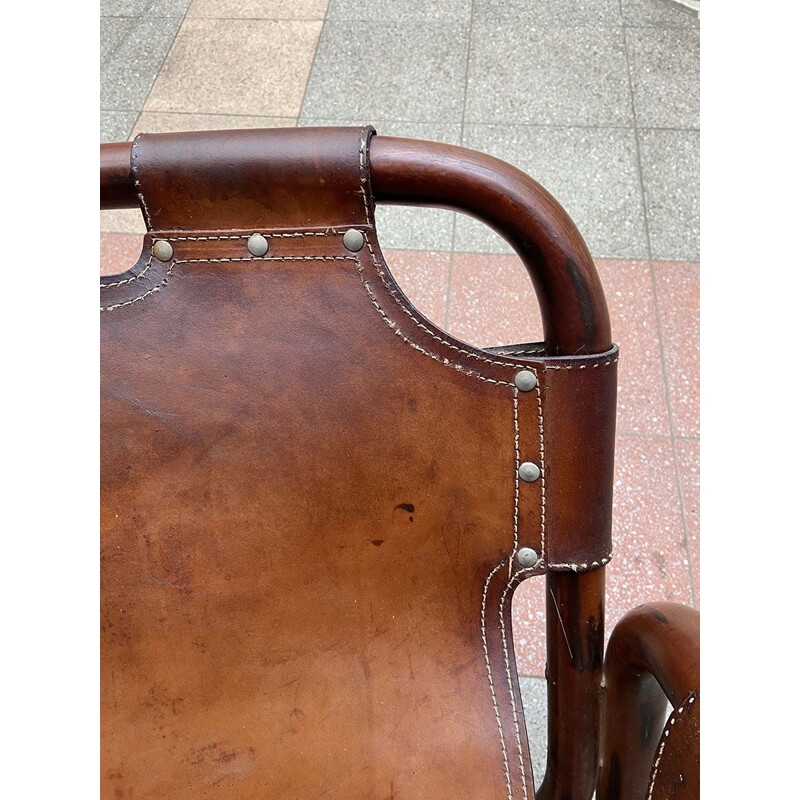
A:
[597, 602, 700, 800]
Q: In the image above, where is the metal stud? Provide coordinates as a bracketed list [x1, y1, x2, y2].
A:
[342, 228, 364, 252]
[247, 233, 269, 257]
[518, 462, 541, 483]
[152, 239, 173, 262]
[517, 547, 539, 567]
[514, 370, 538, 392]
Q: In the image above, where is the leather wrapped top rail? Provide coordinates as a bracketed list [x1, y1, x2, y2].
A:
[101, 129, 611, 356]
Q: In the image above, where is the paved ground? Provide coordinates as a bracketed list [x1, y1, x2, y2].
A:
[101, 0, 700, 784]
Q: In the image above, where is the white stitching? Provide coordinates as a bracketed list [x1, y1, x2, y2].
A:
[534, 382, 546, 561]
[100, 253, 154, 288]
[356, 264, 513, 387]
[499, 566, 540, 800]
[101, 253, 359, 312]
[178, 256, 354, 264]
[511, 389, 521, 580]
[131, 135, 153, 231]
[647, 690, 698, 800]
[165, 232, 338, 241]
[481, 560, 514, 800]
[543, 356, 619, 371]
[547, 552, 613, 571]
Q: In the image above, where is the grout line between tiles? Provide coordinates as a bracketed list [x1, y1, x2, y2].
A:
[443, 0, 476, 326]
[125, 1, 196, 140]
[295, 0, 331, 120]
[621, 6, 698, 607]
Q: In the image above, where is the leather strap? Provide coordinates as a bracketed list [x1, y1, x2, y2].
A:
[131, 126, 376, 231]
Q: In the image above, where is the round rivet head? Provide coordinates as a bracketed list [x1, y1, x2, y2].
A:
[152, 239, 173, 262]
[247, 233, 269, 256]
[517, 547, 539, 567]
[342, 228, 364, 252]
[518, 462, 541, 483]
[514, 370, 538, 392]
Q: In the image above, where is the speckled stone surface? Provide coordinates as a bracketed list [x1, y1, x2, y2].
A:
[639, 129, 700, 261]
[131, 112, 296, 135]
[466, 24, 633, 126]
[455, 125, 648, 259]
[327, 0, 471, 19]
[100, 232, 145, 277]
[675, 438, 700, 603]
[145, 19, 322, 116]
[381, 249, 451, 327]
[653, 261, 700, 437]
[474, 0, 623, 26]
[518, 675, 548, 785]
[627, 26, 700, 129]
[301, 22, 469, 123]
[187, 0, 328, 17]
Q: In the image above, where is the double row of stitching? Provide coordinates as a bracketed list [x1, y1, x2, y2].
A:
[100, 254, 154, 289]
[101, 252, 360, 312]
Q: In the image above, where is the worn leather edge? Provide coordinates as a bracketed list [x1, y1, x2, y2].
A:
[648, 689, 700, 800]
[130, 126, 376, 232]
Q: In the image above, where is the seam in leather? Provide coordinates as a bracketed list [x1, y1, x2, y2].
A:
[131, 135, 153, 231]
[101, 252, 359, 312]
[101, 264, 171, 312]
[500, 565, 541, 800]
[166, 232, 338, 241]
[548, 552, 613, 571]
[512, 389, 521, 578]
[535, 382, 547, 562]
[647, 691, 698, 800]
[178, 256, 355, 264]
[100, 253, 154, 289]
[356, 262, 514, 388]
[544, 357, 619, 371]
[481, 559, 514, 800]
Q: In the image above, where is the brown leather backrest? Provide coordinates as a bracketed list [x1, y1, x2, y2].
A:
[101, 127, 617, 799]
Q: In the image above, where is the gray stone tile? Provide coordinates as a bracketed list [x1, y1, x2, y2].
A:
[327, 0, 471, 19]
[101, 110, 139, 142]
[474, 0, 622, 25]
[621, 0, 699, 27]
[639, 128, 699, 261]
[454, 125, 648, 259]
[101, 0, 192, 15]
[300, 22, 469, 123]
[188, 0, 328, 17]
[466, 23, 633, 126]
[100, 16, 132, 64]
[627, 27, 699, 129]
[101, 0, 150, 14]
[100, 15, 183, 111]
[299, 119, 461, 251]
[519, 676, 548, 787]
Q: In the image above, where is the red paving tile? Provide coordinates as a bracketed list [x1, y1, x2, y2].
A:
[447, 252, 543, 346]
[446, 253, 671, 436]
[513, 434, 694, 677]
[675, 438, 700, 605]
[595, 259, 671, 436]
[100, 232, 142, 277]
[381, 249, 451, 328]
[652, 261, 700, 438]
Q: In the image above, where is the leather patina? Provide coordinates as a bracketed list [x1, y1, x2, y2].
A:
[101, 128, 618, 798]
